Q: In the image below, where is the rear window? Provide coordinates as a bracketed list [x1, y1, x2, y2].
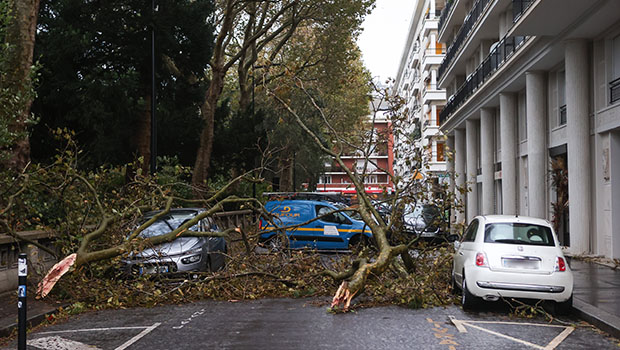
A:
[484, 223, 555, 246]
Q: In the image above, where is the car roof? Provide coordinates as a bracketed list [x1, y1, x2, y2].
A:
[477, 215, 551, 227]
[266, 199, 334, 206]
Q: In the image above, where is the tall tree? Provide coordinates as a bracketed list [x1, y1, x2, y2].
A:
[190, 0, 374, 190]
[32, 0, 214, 170]
[0, 0, 39, 170]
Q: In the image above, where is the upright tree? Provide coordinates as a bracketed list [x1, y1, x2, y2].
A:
[0, 0, 39, 170]
[32, 0, 214, 170]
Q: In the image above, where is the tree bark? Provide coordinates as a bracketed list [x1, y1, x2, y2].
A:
[2, 0, 39, 171]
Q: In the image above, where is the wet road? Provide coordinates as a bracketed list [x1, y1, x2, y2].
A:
[3, 298, 618, 349]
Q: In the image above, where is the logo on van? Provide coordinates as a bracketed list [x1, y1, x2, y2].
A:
[276, 206, 300, 218]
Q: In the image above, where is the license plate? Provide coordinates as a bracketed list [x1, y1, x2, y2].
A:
[139, 265, 169, 274]
[502, 258, 540, 269]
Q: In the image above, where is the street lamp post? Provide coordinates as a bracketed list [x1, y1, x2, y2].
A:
[150, 0, 157, 175]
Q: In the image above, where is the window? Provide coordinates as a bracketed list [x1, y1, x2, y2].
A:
[462, 219, 479, 242]
[318, 175, 332, 184]
[558, 70, 566, 125]
[611, 35, 620, 104]
[437, 142, 445, 161]
[484, 223, 554, 246]
[316, 205, 351, 225]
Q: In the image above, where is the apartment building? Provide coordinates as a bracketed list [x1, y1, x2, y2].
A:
[394, 0, 448, 185]
[438, 0, 620, 257]
[317, 101, 395, 197]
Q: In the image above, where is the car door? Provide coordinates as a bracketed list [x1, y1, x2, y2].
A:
[453, 218, 479, 285]
[312, 204, 350, 250]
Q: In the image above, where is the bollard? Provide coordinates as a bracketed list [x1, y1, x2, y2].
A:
[17, 252, 27, 350]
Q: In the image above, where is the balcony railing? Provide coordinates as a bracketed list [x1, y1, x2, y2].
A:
[610, 77, 620, 104]
[425, 9, 442, 20]
[439, 0, 455, 34]
[512, 0, 534, 23]
[438, 0, 493, 80]
[440, 35, 528, 125]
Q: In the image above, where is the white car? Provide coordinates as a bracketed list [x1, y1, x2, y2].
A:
[451, 215, 573, 313]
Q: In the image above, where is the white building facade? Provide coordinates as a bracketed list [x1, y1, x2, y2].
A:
[394, 0, 448, 184]
[438, 0, 620, 257]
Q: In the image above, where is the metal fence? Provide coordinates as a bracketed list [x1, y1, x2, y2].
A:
[438, 0, 493, 80]
[440, 35, 529, 125]
[611, 77, 620, 104]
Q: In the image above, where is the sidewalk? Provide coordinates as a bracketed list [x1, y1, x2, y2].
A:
[569, 258, 620, 339]
[0, 290, 66, 338]
[0, 259, 619, 339]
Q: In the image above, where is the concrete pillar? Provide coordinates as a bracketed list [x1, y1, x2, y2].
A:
[480, 108, 495, 214]
[455, 128, 466, 226]
[500, 93, 517, 214]
[525, 72, 547, 218]
[466, 119, 479, 222]
[446, 135, 456, 231]
[566, 40, 591, 253]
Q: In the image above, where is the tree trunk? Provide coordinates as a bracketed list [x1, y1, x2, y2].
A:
[134, 92, 152, 174]
[191, 68, 225, 190]
[278, 155, 293, 192]
[2, 0, 40, 171]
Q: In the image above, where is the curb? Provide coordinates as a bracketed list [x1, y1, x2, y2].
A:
[0, 305, 66, 339]
[572, 298, 620, 339]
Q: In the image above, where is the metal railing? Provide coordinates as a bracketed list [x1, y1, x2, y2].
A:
[439, 0, 456, 34]
[512, 0, 534, 23]
[438, 0, 493, 80]
[425, 9, 443, 19]
[610, 77, 620, 104]
[440, 35, 528, 125]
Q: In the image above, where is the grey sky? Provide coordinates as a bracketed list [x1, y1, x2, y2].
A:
[357, 0, 417, 83]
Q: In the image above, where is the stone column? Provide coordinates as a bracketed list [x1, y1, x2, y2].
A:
[525, 72, 547, 218]
[466, 119, 479, 222]
[500, 93, 517, 214]
[446, 135, 456, 231]
[480, 108, 495, 214]
[566, 40, 591, 253]
[455, 128, 466, 226]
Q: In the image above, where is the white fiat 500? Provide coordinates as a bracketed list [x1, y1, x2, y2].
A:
[452, 215, 573, 312]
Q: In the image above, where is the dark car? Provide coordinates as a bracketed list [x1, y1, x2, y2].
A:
[123, 208, 227, 275]
[402, 203, 448, 239]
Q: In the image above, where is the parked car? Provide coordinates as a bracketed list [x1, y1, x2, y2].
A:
[402, 203, 447, 240]
[451, 215, 573, 313]
[123, 208, 227, 275]
[260, 200, 372, 251]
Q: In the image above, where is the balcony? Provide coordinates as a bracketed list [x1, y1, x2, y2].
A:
[423, 83, 446, 102]
[438, 0, 493, 81]
[440, 35, 529, 125]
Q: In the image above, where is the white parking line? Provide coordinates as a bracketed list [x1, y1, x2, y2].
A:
[449, 316, 575, 350]
[115, 323, 161, 350]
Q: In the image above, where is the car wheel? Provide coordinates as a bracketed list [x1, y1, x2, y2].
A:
[268, 233, 288, 252]
[554, 295, 573, 315]
[461, 275, 478, 311]
[349, 235, 369, 252]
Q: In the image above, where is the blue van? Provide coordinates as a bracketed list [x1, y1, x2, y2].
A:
[260, 200, 372, 250]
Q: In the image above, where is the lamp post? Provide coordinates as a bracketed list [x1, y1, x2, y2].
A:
[150, 0, 157, 175]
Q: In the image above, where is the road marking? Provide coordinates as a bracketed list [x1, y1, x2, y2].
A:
[173, 308, 206, 329]
[28, 336, 101, 350]
[115, 322, 161, 350]
[38, 326, 155, 335]
[449, 316, 574, 350]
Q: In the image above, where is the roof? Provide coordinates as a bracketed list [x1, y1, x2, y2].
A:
[478, 215, 552, 227]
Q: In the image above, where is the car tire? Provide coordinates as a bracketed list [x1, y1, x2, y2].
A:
[349, 235, 369, 252]
[461, 275, 478, 311]
[554, 295, 573, 315]
[268, 233, 288, 252]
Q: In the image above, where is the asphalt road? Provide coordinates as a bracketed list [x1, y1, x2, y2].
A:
[2, 298, 618, 350]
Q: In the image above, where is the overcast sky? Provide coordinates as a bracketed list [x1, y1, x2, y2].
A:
[357, 0, 416, 83]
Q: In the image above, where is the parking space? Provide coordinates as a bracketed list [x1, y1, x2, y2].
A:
[5, 299, 617, 349]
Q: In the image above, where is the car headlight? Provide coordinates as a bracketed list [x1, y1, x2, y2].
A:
[181, 254, 201, 264]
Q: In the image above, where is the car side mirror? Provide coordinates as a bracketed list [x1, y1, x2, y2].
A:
[446, 233, 460, 243]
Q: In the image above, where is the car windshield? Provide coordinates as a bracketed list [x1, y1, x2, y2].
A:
[484, 222, 555, 246]
[137, 211, 199, 238]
